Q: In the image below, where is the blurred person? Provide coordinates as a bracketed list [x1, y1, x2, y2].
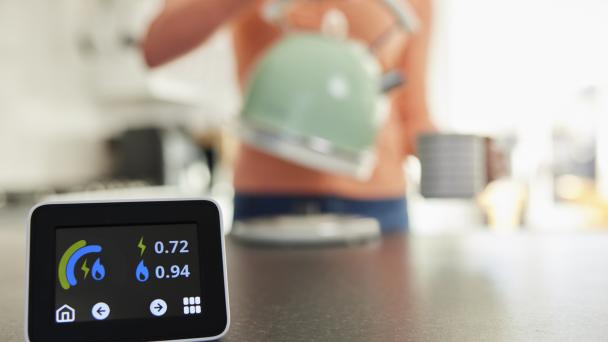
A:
[143, 0, 435, 232]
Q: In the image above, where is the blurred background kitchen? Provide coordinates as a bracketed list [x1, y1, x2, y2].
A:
[2, 0, 608, 237]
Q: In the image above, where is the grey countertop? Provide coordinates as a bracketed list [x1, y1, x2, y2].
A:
[2, 206, 608, 341]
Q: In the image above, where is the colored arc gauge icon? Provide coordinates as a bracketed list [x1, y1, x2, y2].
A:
[58, 240, 105, 290]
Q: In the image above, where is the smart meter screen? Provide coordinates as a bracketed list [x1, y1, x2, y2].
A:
[55, 223, 202, 323]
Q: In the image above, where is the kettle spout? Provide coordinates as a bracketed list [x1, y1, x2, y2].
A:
[380, 70, 405, 93]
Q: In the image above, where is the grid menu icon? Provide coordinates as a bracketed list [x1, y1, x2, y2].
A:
[182, 296, 201, 315]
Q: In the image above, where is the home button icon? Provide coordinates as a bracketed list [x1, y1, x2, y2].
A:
[56, 304, 76, 323]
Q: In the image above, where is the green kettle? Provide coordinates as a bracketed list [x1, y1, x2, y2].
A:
[240, 32, 386, 179]
[239, 2, 418, 179]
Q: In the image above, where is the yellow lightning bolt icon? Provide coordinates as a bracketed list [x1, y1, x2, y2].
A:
[81, 259, 90, 279]
[138, 237, 146, 257]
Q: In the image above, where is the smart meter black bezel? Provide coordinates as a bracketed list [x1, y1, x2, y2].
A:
[26, 199, 229, 342]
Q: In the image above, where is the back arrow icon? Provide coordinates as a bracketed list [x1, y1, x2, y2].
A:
[92, 302, 110, 320]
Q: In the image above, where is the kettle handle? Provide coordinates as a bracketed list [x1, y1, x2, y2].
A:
[380, 0, 420, 33]
[261, 0, 419, 34]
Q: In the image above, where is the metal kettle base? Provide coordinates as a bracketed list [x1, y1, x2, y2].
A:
[230, 214, 381, 246]
[238, 120, 375, 180]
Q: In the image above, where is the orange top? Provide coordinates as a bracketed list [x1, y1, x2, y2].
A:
[232, 0, 434, 199]
[142, 0, 434, 199]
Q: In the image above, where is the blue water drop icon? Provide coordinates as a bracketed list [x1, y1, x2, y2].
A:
[136, 260, 149, 282]
[91, 258, 105, 280]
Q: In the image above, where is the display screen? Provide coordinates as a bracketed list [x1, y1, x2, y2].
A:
[55, 223, 202, 323]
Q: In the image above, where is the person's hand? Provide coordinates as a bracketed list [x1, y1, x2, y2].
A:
[143, 0, 252, 67]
